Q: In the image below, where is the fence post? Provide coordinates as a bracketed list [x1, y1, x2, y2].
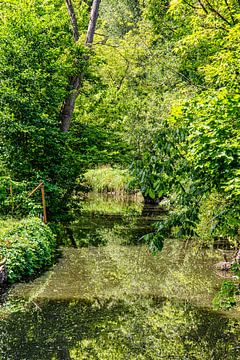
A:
[9, 179, 14, 215]
[41, 183, 47, 224]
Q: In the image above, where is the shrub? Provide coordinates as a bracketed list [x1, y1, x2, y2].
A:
[0, 218, 56, 283]
[212, 280, 240, 310]
[196, 192, 239, 247]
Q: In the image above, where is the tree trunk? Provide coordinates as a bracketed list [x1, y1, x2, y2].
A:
[65, 0, 79, 42]
[60, 0, 101, 132]
[0, 258, 7, 285]
[60, 75, 82, 132]
[85, 0, 101, 46]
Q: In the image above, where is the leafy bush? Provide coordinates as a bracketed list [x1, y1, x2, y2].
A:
[0, 219, 22, 237]
[0, 218, 56, 283]
[196, 192, 239, 246]
[213, 280, 240, 310]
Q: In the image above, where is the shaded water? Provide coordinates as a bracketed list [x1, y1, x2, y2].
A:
[0, 297, 239, 360]
[69, 192, 162, 247]
[0, 194, 239, 359]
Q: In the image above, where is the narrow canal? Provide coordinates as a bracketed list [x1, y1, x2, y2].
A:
[0, 194, 239, 359]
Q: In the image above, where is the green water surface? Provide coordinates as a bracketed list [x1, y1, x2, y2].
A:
[0, 194, 239, 360]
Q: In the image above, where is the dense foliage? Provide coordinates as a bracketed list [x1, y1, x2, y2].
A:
[0, 0, 130, 220]
[0, 0, 239, 247]
[0, 218, 56, 283]
[0, 177, 43, 217]
[91, 0, 240, 248]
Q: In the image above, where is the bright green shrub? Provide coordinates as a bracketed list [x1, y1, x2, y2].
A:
[0, 218, 56, 283]
[196, 192, 239, 246]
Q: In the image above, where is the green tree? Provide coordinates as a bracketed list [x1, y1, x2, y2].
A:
[0, 0, 87, 218]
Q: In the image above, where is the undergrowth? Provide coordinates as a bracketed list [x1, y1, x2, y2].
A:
[0, 218, 56, 283]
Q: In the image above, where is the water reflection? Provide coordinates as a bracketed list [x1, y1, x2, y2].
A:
[70, 192, 165, 247]
[0, 193, 239, 359]
[0, 297, 239, 360]
[9, 241, 220, 304]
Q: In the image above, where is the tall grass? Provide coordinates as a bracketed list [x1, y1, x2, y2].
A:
[82, 166, 133, 193]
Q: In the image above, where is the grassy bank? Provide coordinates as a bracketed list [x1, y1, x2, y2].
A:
[81, 166, 134, 193]
[0, 218, 56, 283]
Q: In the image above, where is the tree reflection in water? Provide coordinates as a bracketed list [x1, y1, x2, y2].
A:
[0, 297, 239, 360]
[0, 194, 239, 359]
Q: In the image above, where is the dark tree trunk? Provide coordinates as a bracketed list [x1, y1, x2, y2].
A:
[60, 75, 82, 132]
[57, 347, 71, 360]
[60, 0, 101, 132]
[65, 0, 79, 42]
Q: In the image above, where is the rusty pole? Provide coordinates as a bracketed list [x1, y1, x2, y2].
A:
[27, 182, 44, 198]
[9, 179, 14, 214]
[41, 183, 47, 224]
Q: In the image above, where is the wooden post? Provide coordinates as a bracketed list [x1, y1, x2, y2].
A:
[28, 182, 44, 198]
[15, 181, 48, 223]
[41, 184, 47, 224]
[9, 180, 14, 215]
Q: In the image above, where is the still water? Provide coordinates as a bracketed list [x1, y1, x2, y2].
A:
[0, 194, 239, 360]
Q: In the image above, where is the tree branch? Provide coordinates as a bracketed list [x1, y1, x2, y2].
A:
[65, 0, 79, 42]
[183, 0, 199, 10]
[223, 0, 236, 24]
[204, 0, 232, 26]
[198, 0, 208, 14]
[60, 0, 101, 132]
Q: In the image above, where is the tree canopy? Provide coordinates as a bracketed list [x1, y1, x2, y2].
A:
[0, 0, 239, 243]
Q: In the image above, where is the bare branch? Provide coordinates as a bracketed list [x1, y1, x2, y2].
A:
[183, 0, 199, 10]
[198, 0, 208, 14]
